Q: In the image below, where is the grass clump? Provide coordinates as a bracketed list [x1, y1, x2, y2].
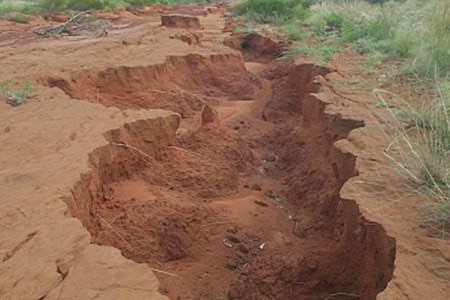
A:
[38, 0, 66, 14]
[284, 42, 338, 64]
[0, 0, 40, 17]
[7, 13, 29, 23]
[235, 0, 311, 24]
[1, 0, 222, 16]
[307, 0, 449, 76]
[382, 79, 450, 234]
[39, 0, 118, 13]
[65, 0, 110, 11]
[0, 79, 34, 107]
[307, 1, 410, 58]
[284, 21, 303, 41]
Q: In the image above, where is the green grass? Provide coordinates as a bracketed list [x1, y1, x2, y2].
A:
[283, 42, 338, 64]
[235, 0, 311, 24]
[0, 0, 40, 16]
[0, 79, 34, 107]
[234, 0, 448, 74]
[380, 78, 450, 233]
[0, 0, 221, 16]
[236, 0, 450, 232]
[7, 12, 29, 22]
[124, 0, 218, 8]
[284, 21, 303, 41]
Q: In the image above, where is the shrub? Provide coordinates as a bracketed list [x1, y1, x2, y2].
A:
[8, 13, 29, 24]
[381, 78, 450, 233]
[0, 79, 34, 107]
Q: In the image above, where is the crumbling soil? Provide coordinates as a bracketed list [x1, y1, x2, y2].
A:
[64, 31, 394, 300]
[1, 3, 449, 300]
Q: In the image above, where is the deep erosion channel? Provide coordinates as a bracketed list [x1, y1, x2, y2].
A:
[62, 49, 395, 299]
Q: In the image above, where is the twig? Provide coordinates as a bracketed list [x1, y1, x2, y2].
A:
[110, 142, 153, 159]
[98, 215, 132, 249]
[383, 144, 420, 183]
[150, 268, 179, 277]
[323, 292, 360, 300]
[167, 146, 203, 157]
[57, 10, 92, 35]
[110, 142, 168, 175]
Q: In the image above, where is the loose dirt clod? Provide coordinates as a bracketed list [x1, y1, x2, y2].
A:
[201, 105, 219, 126]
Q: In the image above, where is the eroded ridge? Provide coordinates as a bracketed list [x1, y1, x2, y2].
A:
[66, 57, 395, 300]
[40, 53, 258, 117]
[229, 62, 395, 299]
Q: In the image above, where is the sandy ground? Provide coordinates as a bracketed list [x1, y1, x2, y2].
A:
[0, 3, 449, 300]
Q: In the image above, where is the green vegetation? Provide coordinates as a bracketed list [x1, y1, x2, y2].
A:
[380, 79, 450, 233]
[7, 12, 29, 22]
[284, 43, 338, 63]
[123, 0, 218, 9]
[235, 0, 311, 24]
[235, 0, 449, 77]
[235, 0, 450, 232]
[0, 79, 34, 107]
[0, 1, 39, 16]
[0, 0, 220, 16]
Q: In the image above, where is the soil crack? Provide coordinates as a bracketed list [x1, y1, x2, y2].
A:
[2, 231, 37, 262]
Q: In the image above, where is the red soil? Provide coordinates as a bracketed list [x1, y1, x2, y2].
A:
[1, 3, 449, 300]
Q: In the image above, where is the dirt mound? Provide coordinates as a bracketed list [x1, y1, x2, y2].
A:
[224, 33, 286, 63]
[161, 14, 201, 29]
[40, 53, 258, 118]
